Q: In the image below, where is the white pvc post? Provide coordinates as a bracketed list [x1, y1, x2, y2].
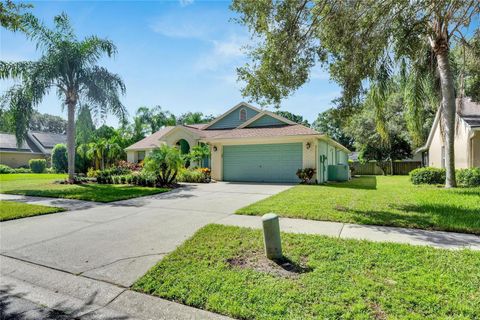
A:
[262, 213, 283, 260]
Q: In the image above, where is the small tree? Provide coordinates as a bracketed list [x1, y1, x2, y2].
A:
[143, 145, 184, 186]
[186, 144, 210, 167]
[51, 144, 68, 173]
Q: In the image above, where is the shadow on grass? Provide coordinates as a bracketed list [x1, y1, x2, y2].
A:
[5, 184, 169, 203]
[324, 176, 377, 190]
[272, 256, 313, 274]
[0, 285, 128, 320]
[344, 203, 480, 235]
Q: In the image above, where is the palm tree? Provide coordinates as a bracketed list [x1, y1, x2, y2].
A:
[0, 14, 126, 182]
[143, 145, 184, 186]
[86, 139, 107, 170]
[136, 105, 176, 134]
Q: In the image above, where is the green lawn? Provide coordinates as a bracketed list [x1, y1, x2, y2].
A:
[237, 175, 480, 234]
[134, 224, 480, 320]
[0, 174, 170, 202]
[0, 200, 64, 221]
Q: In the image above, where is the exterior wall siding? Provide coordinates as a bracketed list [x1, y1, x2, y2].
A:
[246, 115, 286, 128]
[473, 133, 480, 167]
[0, 152, 45, 168]
[208, 106, 259, 129]
[428, 118, 472, 169]
[317, 141, 328, 183]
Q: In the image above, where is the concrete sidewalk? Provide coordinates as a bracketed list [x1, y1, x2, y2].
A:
[1, 255, 231, 320]
[217, 215, 480, 250]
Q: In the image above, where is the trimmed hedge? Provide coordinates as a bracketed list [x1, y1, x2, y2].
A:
[457, 167, 480, 187]
[51, 144, 68, 173]
[0, 164, 14, 174]
[410, 167, 445, 185]
[29, 159, 46, 173]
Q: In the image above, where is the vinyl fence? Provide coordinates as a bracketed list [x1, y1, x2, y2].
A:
[350, 161, 422, 175]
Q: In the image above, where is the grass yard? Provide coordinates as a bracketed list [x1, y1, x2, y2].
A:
[0, 200, 64, 221]
[0, 174, 170, 202]
[237, 175, 480, 234]
[134, 224, 480, 320]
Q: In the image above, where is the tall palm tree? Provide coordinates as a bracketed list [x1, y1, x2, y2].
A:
[0, 13, 126, 182]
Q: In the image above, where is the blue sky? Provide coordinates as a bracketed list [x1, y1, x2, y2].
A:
[1, 0, 339, 127]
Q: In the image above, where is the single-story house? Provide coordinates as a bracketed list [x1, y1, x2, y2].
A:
[416, 97, 480, 168]
[125, 102, 350, 183]
[0, 131, 67, 168]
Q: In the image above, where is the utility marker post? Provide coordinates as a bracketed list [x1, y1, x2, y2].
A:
[262, 213, 283, 260]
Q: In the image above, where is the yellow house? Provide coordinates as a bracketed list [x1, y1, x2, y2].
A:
[0, 132, 67, 168]
[125, 102, 350, 183]
[416, 98, 480, 169]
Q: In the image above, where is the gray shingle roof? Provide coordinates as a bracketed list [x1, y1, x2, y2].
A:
[0, 133, 42, 153]
[29, 132, 67, 149]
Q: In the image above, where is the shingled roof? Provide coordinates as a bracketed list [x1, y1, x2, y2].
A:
[0, 133, 42, 153]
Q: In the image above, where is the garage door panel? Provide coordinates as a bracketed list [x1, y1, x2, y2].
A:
[223, 143, 302, 183]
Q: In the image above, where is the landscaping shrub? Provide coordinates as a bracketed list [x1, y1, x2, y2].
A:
[296, 168, 316, 183]
[87, 167, 99, 178]
[29, 159, 46, 173]
[117, 160, 142, 171]
[410, 167, 446, 185]
[13, 167, 32, 173]
[457, 167, 480, 187]
[0, 164, 14, 174]
[143, 145, 184, 186]
[51, 144, 68, 173]
[96, 167, 132, 184]
[177, 168, 206, 183]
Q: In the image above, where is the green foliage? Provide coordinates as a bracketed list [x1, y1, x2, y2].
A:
[185, 144, 210, 165]
[136, 106, 176, 134]
[296, 168, 315, 183]
[176, 168, 210, 183]
[0, 0, 32, 32]
[95, 167, 131, 184]
[134, 224, 480, 319]
[51, 144, 68, 173]
[238, 175, 480, 234]
[177, 112, 214, 125]
[274, 111, 310, 126]
[0, 109, 67, 135]
[28, 159, 46, 173]
[143, 145, 184, 186]
[409, 167, 446, 185]
[456, 167, 480, 187]
[0, 173, 169, 202]
[0, 13, 126, 181]
[0, 164, 14, 174]
[312, 107, 355, 150]
[76, 105, 95, 145]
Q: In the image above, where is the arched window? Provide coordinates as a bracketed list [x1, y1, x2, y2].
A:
[239, 108, 247, 121]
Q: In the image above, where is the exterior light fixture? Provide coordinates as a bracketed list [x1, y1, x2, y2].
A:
[213, 146, 218, 152]
[306, 142, 311, 149]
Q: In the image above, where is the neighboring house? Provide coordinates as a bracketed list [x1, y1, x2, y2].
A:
[0, 131, 67, 168]
[416, 97, 480, 168]
[126, 102, 350, 183]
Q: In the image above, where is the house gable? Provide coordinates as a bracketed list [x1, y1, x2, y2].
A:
[204, 102, 260, 130]
[242, 112, 294, 128]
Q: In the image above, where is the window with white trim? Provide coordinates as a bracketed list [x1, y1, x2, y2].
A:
[239, 108, 247, 121]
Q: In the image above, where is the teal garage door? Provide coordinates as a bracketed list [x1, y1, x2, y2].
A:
[223, 143, 302, 183]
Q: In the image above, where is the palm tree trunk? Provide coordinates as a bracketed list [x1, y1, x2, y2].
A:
[435, 47, 457, 188]
[67, 102, 76, 182]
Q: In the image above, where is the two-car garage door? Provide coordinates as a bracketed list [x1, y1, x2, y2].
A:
[223, 143, 302, 183]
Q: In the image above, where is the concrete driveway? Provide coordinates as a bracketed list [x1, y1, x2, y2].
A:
[0, 182, 291, 287]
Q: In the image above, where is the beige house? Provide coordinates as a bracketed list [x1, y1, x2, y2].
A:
[125, 102, 350, 183]
[416, 98, 480, 169]
[0, 131, 67, 168]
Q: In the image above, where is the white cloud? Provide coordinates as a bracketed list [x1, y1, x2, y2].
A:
[179, 0, 194, 7]
[195, 35, 246, 71]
